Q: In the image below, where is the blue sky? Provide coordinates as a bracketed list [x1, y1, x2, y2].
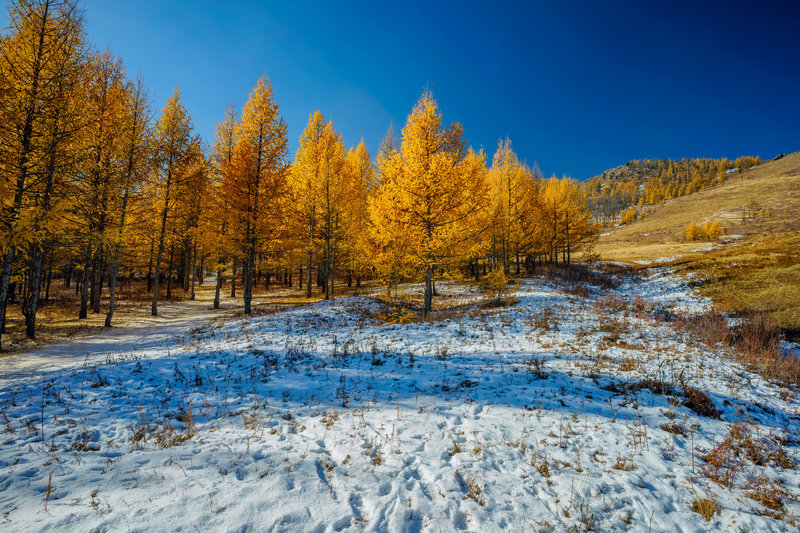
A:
[70, 1, 800, 178]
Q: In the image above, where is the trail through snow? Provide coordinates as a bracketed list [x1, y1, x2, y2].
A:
[0, 294, 216, 387]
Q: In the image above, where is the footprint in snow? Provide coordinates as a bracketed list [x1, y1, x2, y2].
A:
[452, 509, 469, 530]
[330, 514, 352, 531]
[402, 468, 420, 481]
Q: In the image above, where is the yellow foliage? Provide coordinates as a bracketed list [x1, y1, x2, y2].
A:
[684, 221, 700, 241]
[488, 138, 539, 272]
[368, 90, 488, 315]
[480, 268, 518, 306]
[538, 177, 598, 265]
[376, 306, 417, 325]
[685, 220, 724, 241]
[620, 208, 638, 225]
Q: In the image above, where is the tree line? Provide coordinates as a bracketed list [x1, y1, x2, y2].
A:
[0, 0, 599, 347]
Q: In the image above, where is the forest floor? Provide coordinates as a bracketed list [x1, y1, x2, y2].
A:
[0, 275, 329, 355]
[0, 267, 798, 532]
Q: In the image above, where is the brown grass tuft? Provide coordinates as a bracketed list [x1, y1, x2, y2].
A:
[692, 497, 721, 522]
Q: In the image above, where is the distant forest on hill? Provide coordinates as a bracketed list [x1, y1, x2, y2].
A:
[583, 155, 762, 224]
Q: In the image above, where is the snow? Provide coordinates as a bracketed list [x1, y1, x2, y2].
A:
[0, 269, 798, 532]
[632, 256, 679, 266]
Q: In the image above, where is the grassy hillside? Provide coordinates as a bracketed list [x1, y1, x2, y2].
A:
[595, 151, 800, 333]
[595, 151, 800, 260]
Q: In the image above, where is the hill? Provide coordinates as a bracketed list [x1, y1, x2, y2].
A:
[583, 155, 762, 223]
[595, 151, 800, 260]
[595, 150, 800, 333]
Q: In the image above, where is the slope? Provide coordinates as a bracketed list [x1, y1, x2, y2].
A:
[595, 151, 800, 263]
[0, 273, 797, 532]
[595, 151, 800, 333]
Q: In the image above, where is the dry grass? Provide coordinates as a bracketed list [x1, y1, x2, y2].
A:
[675, 231, 800, 334]
[691, 497, 721, 522]
[681, 308, 800, 385]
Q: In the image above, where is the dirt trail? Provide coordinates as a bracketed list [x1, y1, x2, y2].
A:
[0, 283, 228, 386]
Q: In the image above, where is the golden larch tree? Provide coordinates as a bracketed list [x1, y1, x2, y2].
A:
[151, 87, 195, 316]
[226, 76, 288, 314]
[369, 90, 488, 317]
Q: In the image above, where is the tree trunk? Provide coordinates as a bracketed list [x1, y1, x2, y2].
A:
[190, 241, 197, 301]
[323, 250, 330, 299]
[213, 268, 223, 309]
[329, 240, 336, 298]
[151, 159, 173, 316]
[44, 249, 53, 302]
[79, 243, 91, 319]
[243, 242, 255, 315]
[305, 250, 312, 298]
[566, 223, 571, 266]
[0, 248, 15, 338]
[423, 265, 433, 318]
[106, 184, 131, 327]
[230, 258, 236, 298]
[318, 261, 326, 290]
[23, 242, 44, 338]
[91, 248, 104, 313]
[147, 238, 154, 293]
[166, 244, 174, 299]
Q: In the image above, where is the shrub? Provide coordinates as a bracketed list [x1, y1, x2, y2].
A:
[682, 387, 721, 419]
[702, 411, 796, 488]
[747, 476, 790, 511]
[692, 498, 721, 522]
[376, 305, 417, 324]
[681, 310, 799, 386]
[620, 208, 638, 225]
[684, 220, 724, 241]
[480, 269, 518, 307]
[549, 265, 621, 290]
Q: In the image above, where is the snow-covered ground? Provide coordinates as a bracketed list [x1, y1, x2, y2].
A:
[0, 270, 798, 532]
